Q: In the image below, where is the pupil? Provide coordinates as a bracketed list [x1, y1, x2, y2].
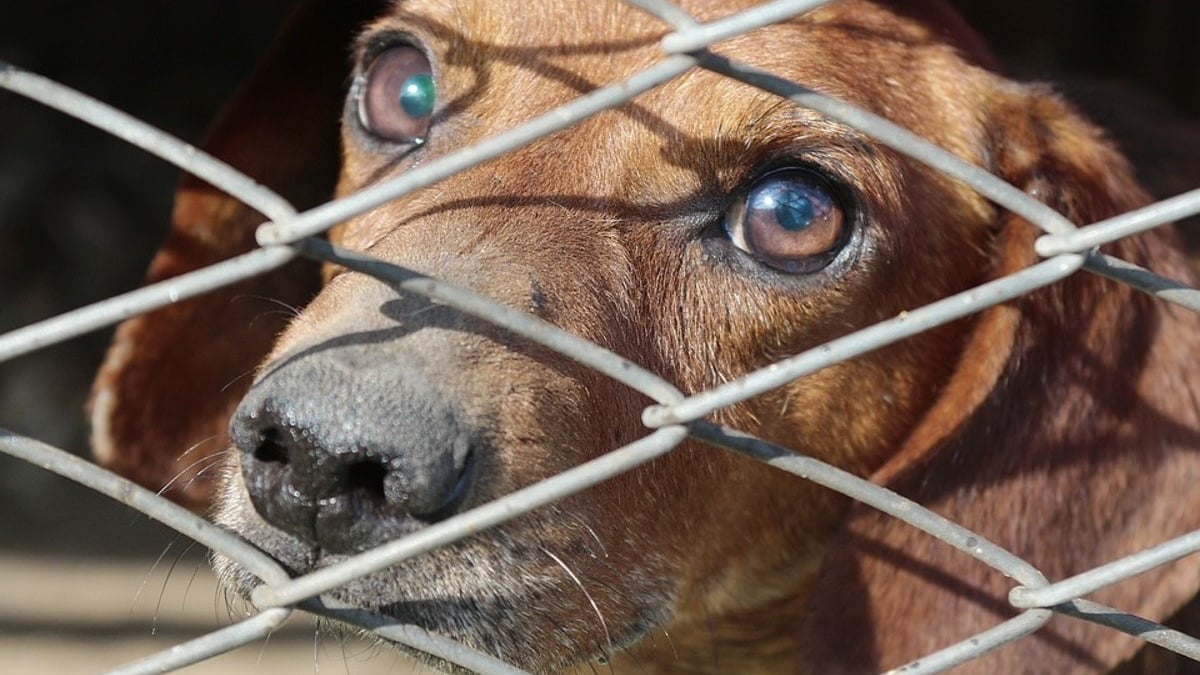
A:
[773, 189, 815, 231]
[399, 73, 435, 118]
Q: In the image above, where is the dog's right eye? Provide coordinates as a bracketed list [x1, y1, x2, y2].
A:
[357, 45, 435, 144]
[724, 168, 848, 274]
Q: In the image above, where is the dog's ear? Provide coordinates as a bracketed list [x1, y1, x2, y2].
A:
[89, 0, 384, 509]
[797, 87, 1200, 671]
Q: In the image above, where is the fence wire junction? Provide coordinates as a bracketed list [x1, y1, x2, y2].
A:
[5, 0, 1200, 673]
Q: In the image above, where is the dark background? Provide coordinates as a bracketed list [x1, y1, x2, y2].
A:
[1, 2, 295, 555]
[962, 0, 1200, 116]
[0, 0, 1196, 563]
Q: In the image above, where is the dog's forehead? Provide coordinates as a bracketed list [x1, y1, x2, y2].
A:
[374, 0, 981, 42]
[344, 0, 992, 216]
[366, 0, 976, 95]
[371, 2, 982, 128]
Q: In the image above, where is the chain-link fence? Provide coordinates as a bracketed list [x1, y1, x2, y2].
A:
[4, 0, 1200, 673]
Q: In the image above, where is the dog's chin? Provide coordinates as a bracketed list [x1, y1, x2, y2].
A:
[212, 501, 672, 673]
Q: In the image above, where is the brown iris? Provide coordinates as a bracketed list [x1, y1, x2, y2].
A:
[357, 45, 436, 144]
[725, 169, 847, 274]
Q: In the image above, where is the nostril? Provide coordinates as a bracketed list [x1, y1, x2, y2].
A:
[409, 445, 475, 523]
[253, 428, 289, 465]
[346, 459, 387, 502]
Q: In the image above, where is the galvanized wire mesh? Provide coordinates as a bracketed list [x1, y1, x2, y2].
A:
[5, 0, 1200, 673]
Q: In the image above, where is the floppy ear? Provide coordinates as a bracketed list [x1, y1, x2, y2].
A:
[89, 0, 385, 509]
[797, 87, 1200, 672]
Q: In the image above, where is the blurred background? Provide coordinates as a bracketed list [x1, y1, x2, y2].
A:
[0, 1, 1197, 673]
[0, 3, 411, 673]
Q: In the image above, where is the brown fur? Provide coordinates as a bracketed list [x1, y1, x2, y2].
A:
[90, 1, 1200, 673]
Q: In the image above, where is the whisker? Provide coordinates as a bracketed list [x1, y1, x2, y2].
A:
[117, 437, 224, 528]
[257, 620, 275, 665]
[130, 535, 179, 624]
[313, 622, 321, 674]
[175, 449, 235, 495]
[337, 630, 354, 675]
[661, 623, 679, 661]
[153, 539, 198, 636]
[557, 515, 660, 672]
[177, 434, 221, 461]
[542, 546, 613, 658]
[181, 554, 205, 612]
[232, 293, 304, 318]
[248, 308, 306, 331]
[212, 583, 224, 627]
[545, 614, 600, 675]
[566, 512, 609, 559]
[157, 446, 230, 497]
[221, 366, 260, 393]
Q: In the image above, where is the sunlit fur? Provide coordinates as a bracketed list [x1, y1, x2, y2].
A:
[94, 1, 1200, 673]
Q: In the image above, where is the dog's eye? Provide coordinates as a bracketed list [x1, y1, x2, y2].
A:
[725, 169, 846, 273]
[357, 45, 435, 144]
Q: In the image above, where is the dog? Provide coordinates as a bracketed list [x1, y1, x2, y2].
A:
[88, 0, 1200, 672]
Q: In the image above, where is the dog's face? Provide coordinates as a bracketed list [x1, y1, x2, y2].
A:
[91, 1, 1200, 673]
[212, 0, 1001, 668]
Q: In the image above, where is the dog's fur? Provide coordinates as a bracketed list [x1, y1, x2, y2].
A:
[90, 1, 1200, 673]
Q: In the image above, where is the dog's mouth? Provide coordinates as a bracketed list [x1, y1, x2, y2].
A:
[217, 530, 636, 671]
[216, 347, 662, 670]
[214, 461, 675, 675]
[309, 590, 615, 675]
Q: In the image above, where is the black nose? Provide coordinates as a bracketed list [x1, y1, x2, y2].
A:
[229, 348, 476, 553]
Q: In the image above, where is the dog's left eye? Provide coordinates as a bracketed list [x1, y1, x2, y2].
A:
[357, 45, 435, 144]
[724, 169, 847, 273]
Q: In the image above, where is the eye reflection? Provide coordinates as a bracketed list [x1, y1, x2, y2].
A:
[725, 169, 847, 274]
[358, 45, 436, 144]
[399, 73, 435, 119]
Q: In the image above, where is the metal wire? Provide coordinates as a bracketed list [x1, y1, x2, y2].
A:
[642, 254, 1084, 428]
[3, 1, 1200, 674]
[0, 430, 288, 586]
[1082, 251, 1200, 312]
[0, 62, 296, 222]
[688, 422, 1048, 588]
[692, 51, 1080, 237]
[301, 598, 533, 675]
[291, 239, 685, 406]
[1010, 530, 1200, 610]
[882, 610, 1053, 675]
[660, 0, 837, 52]
[249, 425, 688, 609]
[1037, 187, 1200, 257]
[0, 247, 297, 362]
[106, 608, 294, 675]
[253, 55, 698, 246]
[1057, 600, 1200, 662]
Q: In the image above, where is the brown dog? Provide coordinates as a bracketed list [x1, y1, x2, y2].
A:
[89, 0, 1200, 673]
